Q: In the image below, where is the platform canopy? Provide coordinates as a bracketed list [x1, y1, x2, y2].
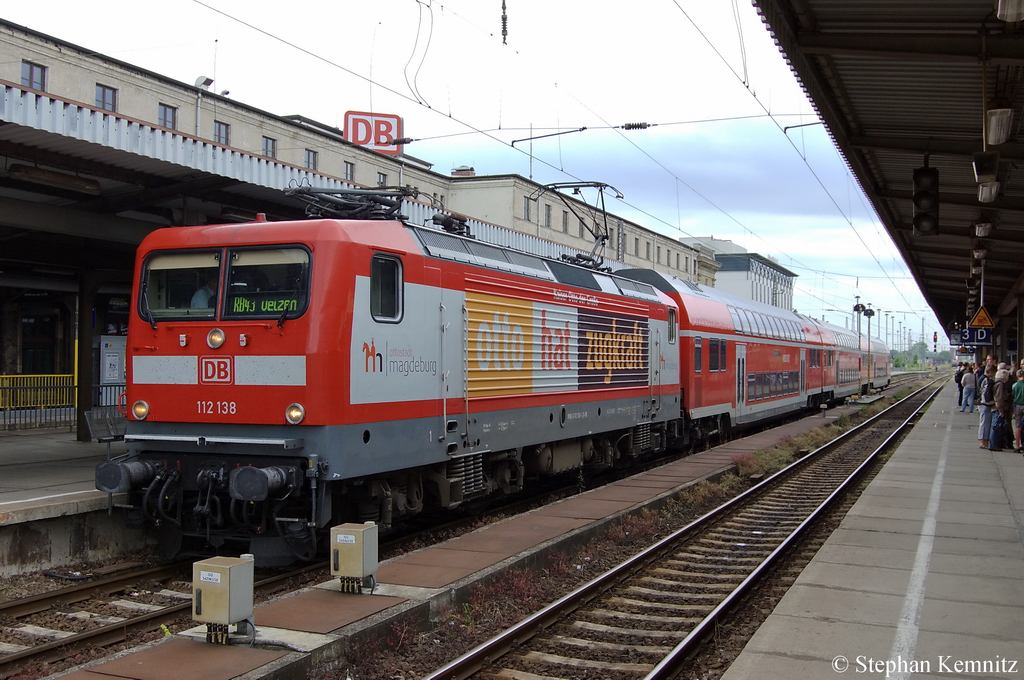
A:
[753, 0, 1024, 337]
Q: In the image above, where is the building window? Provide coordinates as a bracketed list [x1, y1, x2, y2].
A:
[21, 61, 46, 90]
[608, 227, 615, 248]
[523, 196, 531, 220]
[676, 253, 680, 269]
[262, 136, 277, 158]
[645, 242, 651, 260]
[158, 103, 177, 129]
[213, 120, 230, 145]
[562, 210, 569, 232]
[657, 246, 662, 263]
[343, 161, 355, 181]
[544, 203, 551, 228]
[306, 149, 319, 170]
[95, 84, 117, 112]
[579, 220, 586, 238]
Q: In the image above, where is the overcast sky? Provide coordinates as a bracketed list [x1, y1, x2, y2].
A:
[4, 0, 942, 349]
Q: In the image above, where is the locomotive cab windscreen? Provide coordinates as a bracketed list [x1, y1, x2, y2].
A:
[141, 246, 311, 322]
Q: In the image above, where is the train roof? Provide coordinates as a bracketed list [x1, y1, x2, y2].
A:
[137, 216, 678, 312]
[617, 268, 890, 353]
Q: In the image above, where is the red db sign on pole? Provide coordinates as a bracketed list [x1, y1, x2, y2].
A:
[344, 111, 403, 156]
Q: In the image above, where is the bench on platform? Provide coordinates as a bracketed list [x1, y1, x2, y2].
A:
[85, 406, 126, 459]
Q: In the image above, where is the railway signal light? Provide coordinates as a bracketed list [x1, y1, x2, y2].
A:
[912, 167, 939, 236]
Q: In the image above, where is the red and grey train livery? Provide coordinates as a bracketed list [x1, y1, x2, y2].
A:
[96, 194, 888, 563]
[96, 206, 680, 563]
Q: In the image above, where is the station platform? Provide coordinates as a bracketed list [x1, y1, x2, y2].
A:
[723, 379, 1024, 679]
[0, 429, 119, 514]
[40, 400, 874, 680]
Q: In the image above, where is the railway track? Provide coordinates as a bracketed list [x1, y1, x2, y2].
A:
[0, 560, 328, 679]
[424, 378, 942, 680]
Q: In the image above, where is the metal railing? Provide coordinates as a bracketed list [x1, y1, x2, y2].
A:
[0, 375, 125, 431]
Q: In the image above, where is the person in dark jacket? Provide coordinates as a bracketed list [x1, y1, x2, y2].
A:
[960, 363, 977, 413]
[979, 365, 996, 448]
[990, 368, 1012, 451]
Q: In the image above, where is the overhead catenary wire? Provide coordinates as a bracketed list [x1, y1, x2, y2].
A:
[188, 0, 936, 337]
[670, 0, 932, 330]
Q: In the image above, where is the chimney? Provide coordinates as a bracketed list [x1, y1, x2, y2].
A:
[451, 165, 476, 177]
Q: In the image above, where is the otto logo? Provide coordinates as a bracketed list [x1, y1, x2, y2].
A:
[200, 356, 232, 384]
[476, 313, 525, 372]
[344, 111, 403, 156]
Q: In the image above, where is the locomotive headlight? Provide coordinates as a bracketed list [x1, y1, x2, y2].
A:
[131, 400, 150, 420]
[207, 328, 226, 348]
[285, 403, 305, 425]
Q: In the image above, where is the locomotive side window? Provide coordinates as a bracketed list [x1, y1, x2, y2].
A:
[223, 247, 310, 320]
[668, 309, 677, 344]
[370, 255, 403, 322]
[141, 251, 221, 321]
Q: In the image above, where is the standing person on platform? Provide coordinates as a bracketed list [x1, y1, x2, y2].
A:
[990, 368, 1012, 451]
[960, 364, 977, 413]
[954, 362, 965, 407]
[1012, 369, 1024, 453]
[979, 365, 996, 448]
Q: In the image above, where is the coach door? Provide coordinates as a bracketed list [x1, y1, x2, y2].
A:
[735, 344, 748, 422]
[800, 348, 806, 394]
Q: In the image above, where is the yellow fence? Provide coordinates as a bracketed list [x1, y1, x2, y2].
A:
[0, 374, 75, 409]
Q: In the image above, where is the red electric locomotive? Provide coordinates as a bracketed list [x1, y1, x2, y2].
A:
[97, 191, 681, 563]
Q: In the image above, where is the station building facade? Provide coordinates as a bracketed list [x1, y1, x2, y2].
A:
[678, 237, 796, 311]
[0, 18, 713, 414]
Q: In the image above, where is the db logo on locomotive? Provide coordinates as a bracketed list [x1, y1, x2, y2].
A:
[200, 356, 232, 384]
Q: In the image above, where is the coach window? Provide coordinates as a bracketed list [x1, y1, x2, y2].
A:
[753, 313, 766, 337]
[741, 309, 754, 334]
[694, 337, 702, 372]
[668, 309, 677, 344]
[719, 339, 727, 371]
[370, 255, 403, 322]
[709, 338, 719, 371]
